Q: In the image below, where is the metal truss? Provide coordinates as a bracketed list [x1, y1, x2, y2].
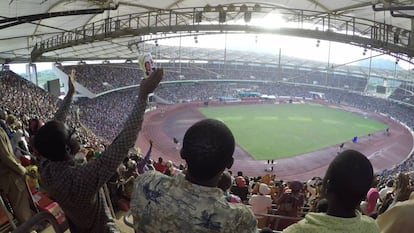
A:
[30, 4, 414, 64]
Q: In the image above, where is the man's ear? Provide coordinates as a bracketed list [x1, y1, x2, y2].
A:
[226, 157, 234, 169]
[321, 179, 331, 198]
[65, 145, 71, 154]
[180, 148, 186, 160]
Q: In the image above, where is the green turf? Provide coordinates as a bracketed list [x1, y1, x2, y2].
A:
[198, 103, 388, 160]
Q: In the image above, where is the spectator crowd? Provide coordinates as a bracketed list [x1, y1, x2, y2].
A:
[1, 64, 414, 233]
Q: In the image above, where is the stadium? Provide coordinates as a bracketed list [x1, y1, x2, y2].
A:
[1, 0, 414, 232]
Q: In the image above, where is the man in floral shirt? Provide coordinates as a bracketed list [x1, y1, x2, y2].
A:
[131, 119, 257, 233]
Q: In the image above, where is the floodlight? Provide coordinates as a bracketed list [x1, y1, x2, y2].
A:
[219, 11, 226, 23]
[195, 11, 202, 23]
[253, 4, 261, 12]
[227, 4, 236, 11]
[204, 4, 212, 12]
[244, 12, 252, 23]
[240, 4, 248, 12]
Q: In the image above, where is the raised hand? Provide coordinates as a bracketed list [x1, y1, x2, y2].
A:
[139, 68, 163, 100]
[68, 69, 76, 95]
[394, 173, 411, 202]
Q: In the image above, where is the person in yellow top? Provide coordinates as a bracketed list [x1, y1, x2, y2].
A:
[376, 173, 413, 233]
[0, 127, 34, 223]
[283, 150, 380, 233]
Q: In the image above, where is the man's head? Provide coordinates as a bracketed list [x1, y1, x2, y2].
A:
[28, 118, 44, 136]
[322, 149, 373, 210]
[386, 179, 394, 188]
[0, 109, 6, 121]
[181, 119, 235, 181]
[33, 120, 80, 162]
[289, 181, 303, 194]
[217, 171, 233, 192]
[6, 114, 15, 126]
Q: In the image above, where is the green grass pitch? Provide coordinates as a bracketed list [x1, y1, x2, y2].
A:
[198, 103, 388, 160]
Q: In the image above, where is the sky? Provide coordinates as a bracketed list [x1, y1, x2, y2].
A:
[10, 63, 52, 74]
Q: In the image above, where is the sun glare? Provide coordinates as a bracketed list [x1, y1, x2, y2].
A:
[250, 12, 285, 29]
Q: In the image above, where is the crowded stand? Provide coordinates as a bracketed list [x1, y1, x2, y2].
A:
[0, 70, 58, 121]
[76, 83, 236, 141]
[58, 62, 371, 95]
[59, 64, 142, 93]
[76, 89, 139, 141]
[2, 64, 414, 233]
[388, 85, 414, 105]
[0, 70, 108, 149]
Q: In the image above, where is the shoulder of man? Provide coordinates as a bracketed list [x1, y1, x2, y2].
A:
[229, 205, 257, 233]
[134, 170, 167, 186]
[357, 214, 380, 232]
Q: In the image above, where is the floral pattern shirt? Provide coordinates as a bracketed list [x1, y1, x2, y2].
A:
[131, 171, 257, 233]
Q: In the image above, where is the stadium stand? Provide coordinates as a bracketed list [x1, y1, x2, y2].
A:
[2, 64, 414, 232]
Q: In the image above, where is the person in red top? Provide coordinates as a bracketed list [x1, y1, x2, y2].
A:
[153, 156, 167, 173]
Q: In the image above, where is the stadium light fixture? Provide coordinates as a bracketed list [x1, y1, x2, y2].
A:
[244, 12, 252, 23]
[240, 4, 248, 12]
[227, 4, 236, 12]
[219, 11, 226, 23]
[204, 4, 212, 12]
[253, 4, 261, 12]
[195, 11, 202, 23]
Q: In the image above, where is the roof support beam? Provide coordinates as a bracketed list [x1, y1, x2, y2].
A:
[166, 0, 186, 10]
[13, 5, 412, 64]
[31, 24, 414, 63]
[0, 5, 118, 30]
[306, 0, 331, 12]
[330, 1, 373, 14]
[118, 2, 163, 11]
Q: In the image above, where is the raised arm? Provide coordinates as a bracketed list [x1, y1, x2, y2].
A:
[71, 69, 163, 197]
[390, 173, 411, 206]
[53, 69, 76, 122]
[137, 140, 152, 174]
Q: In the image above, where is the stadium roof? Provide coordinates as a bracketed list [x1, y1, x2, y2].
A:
[1, 0, 413, 63]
